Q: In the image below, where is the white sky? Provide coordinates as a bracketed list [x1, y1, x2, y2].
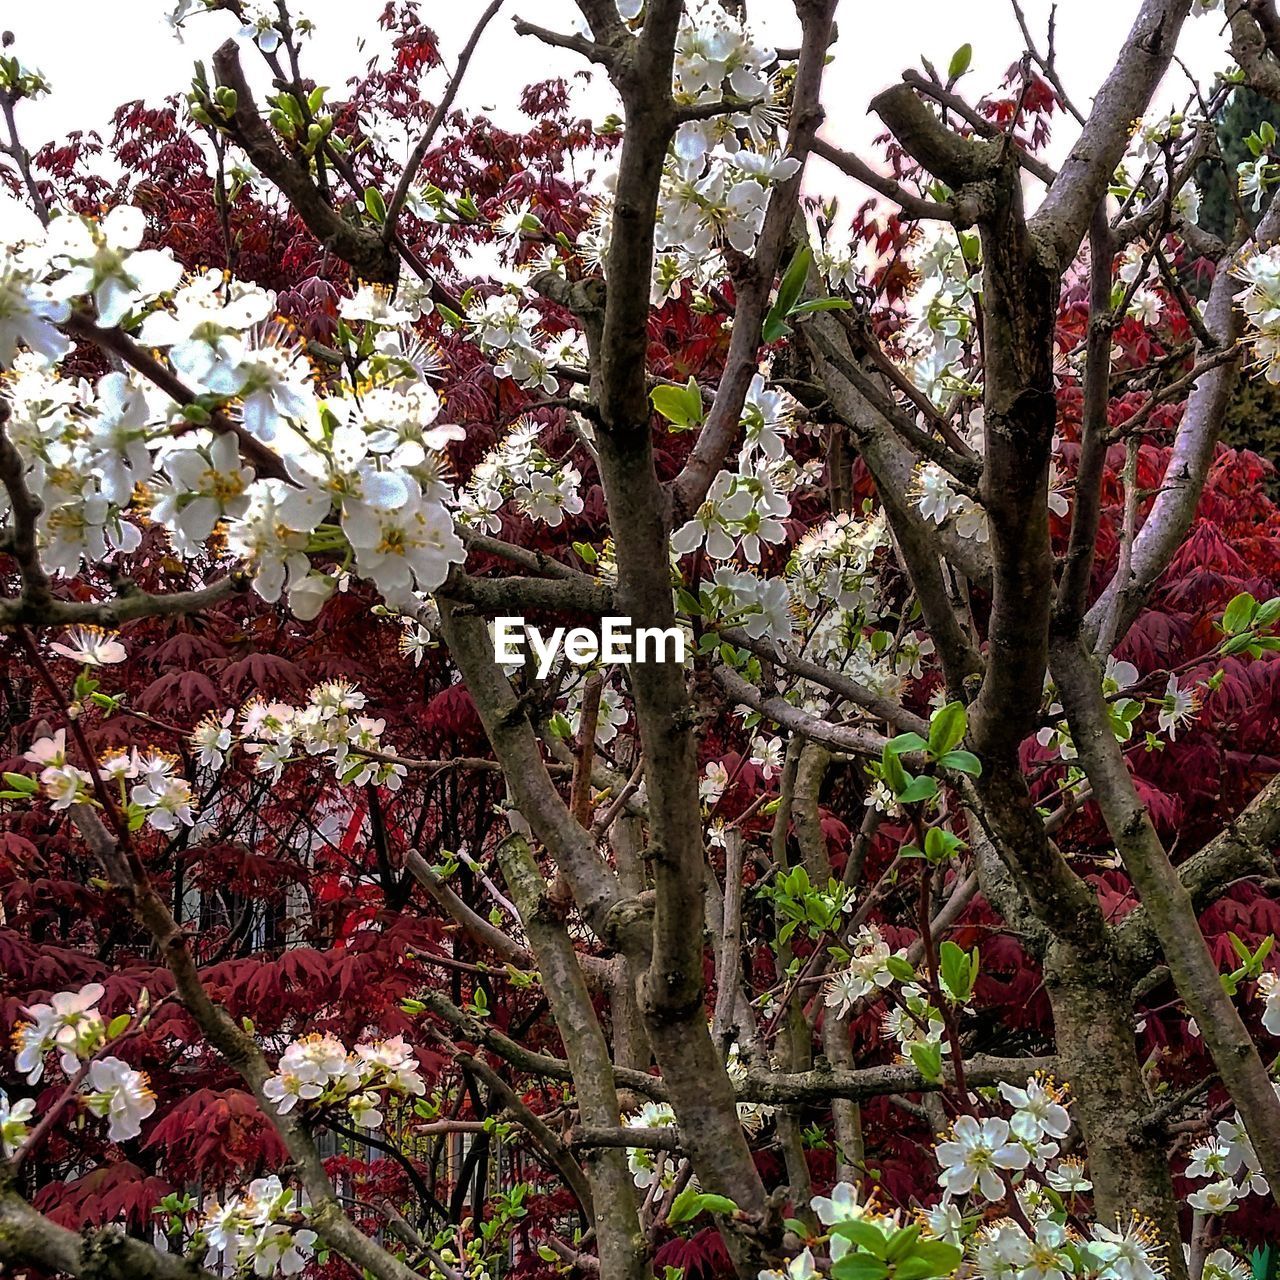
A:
[0, 1, 1235, 227]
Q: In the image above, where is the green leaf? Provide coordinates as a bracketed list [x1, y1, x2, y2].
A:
[650, 377, 705, 429]
[927, 702, 967, 758]
[831, 1219, 891, 1258]
[885, 1226, 922, 1263]
[107, 1013, 132, 1039]
[1223, 592, 1259, 636]
[694, 1193, 737, 1216]
[363, 187, 387, 223]
[880, 745, 908, 796]
[908, 1039, 943, 1082]
[2, 771, 37, 794]
[947, 43, 973, 81]
[936, 749, 981, 777]
[896, 776, 938, 805]
[1221, 633, 1259, 656]
[831, 1257, 890, 1280]
[675, 588, 702, 616]
[763, 246, 812, 343]
[924, 827, 964, 863]
[894, 1242, 964, 1280]
[1255, 597, 1280, 628]
[666, 1187, 738, 1224]
[885, 955, 916, 983]
[939, 940, 977, 1002]
[886, 732, 929, 755]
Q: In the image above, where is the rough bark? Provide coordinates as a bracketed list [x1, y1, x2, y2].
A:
[499, 838, 651, 1280]
[1052, 638, 1280, 1210]
[1044, 945, 1187, 1278]
[0, 1181, 219, 1280]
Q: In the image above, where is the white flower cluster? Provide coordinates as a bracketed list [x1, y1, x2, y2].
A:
[707, 566, 795, 644]
[911, 462, 989, 543]
[781, 511, 940, 714]
[22, 730, 197, 831]
[788, 511, 888, 613]
[933, 1086, 1057, 1203]
[824, 925, 908, 1016]
[198, 1175, 317, 1278]
[1037, 660, 1200, 764]
[622, 1042, 769, 1189]
[588, 6, 796, 302]
[672, 379, 798, 567]
[459, 413, 587, 535]
[927, 1074, 1176, 1280]
[682, 492, 945, 721]
[815, 228, 885, 296]
[9, 983, 156, 1143]
[0, 1090, 35, 1158]
[724, 1038, 773, 1135]
[1117, 243, 1165, 328]
[564, 673, 630, 746]
[464, 292, 563, 395]
[261, 1032, 426, 1129]
[3, 355, 151, 573]
[759, 1181, 954, 1280]
[0, 214, 467, 619]
[766, 1119, 1241, 1280]
[931, 1075, 1059, 1203]
[883, 980, 949, 1058]
[18, 680, 405, 836]
[1181, 1085, 1279, 1213]
[903, 228, 978, 406]
[1234, 246, 1280, 384]
[12, 981, 107, 1082]
[971, 1215, 1167, 1280]
[658, 9, 794, 284]
[222, 679, 407, 789]
[623, 1100, 679, 1189]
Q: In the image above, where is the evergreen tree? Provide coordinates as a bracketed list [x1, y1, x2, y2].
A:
[1198, 87, 1280, 472]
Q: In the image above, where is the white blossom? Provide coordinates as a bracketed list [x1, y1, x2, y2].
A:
[83, 1055, 156, 1141]
[935, 1114, 1030, 1201]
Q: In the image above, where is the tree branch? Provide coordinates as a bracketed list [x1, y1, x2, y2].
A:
[385, 0, 505, 232]
[211, 40, 399, 283]
[1030, 0, 1191, 270]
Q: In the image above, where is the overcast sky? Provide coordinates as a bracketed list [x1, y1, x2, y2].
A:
[0, 1, 1235, 229]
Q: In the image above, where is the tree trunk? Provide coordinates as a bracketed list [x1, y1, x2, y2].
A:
[1046, 943, 1187, 1280]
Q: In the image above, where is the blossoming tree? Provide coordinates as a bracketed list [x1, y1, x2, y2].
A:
[3, 2, 1280, 1280]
